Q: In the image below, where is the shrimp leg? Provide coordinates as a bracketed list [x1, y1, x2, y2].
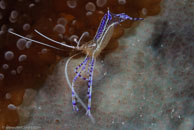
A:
[74, 60, 89, 81]
[65, 54, 95, 123]
[86, 57, 95, 116]
[71, 55, 89, 111]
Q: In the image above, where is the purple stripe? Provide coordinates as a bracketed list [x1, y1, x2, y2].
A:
[74, 56, 89, 72]
[94, 10, 143, 42]
[94, 13, 108, 41]
[73, 59, 87, 82]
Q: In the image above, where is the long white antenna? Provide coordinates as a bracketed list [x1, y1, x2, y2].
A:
[34, 29, 75, 49]
[77, 32, 89, 48]
[8, 30, 65, 51]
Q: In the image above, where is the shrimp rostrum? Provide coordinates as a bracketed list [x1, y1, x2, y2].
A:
[9, 9, 143, 121]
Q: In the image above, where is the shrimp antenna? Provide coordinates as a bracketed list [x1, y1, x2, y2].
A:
[76, 32, 89, 48]
[8, 30, 65, 51]
[34, 29, 75, 49]
[65, 53, 95, 124]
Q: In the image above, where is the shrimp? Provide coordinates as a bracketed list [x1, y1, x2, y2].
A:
[8, 9, 143, 122]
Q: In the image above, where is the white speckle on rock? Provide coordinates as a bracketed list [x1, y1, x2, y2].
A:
[10, 10, 18, 19]
[71, 20, 76, 25]
[142, 8, 147, 16]
[0, 0, 6, 10]
[86, 11, 93, 16]
[26, 41, 32, 48]
[41, 48, 48, 54]
[29, 3, 35, 8]
[17, 66, 23, 74]
[25, 34, 33, 39]
[118, 0, 126, 5]
[23, 23, 31, 31]
[4, 51, 14, 61]
[48, 18, 52, 21]
[9, 17, 17, 23]
[1, 24, 7, 32]
[57, 17, 67, 26]
[67, 0, 77, 9]
[58, 34, 63, 39]
[53, 24, 66, 34]
[2, 64, 9, 70]
[35, 0, 40, 3]
[11, 70, 16, 75]
[8, 104, 17, 110]
[18, 54, 27, 62]
[0, 30, 3, 35]
[96, 0, 107, 7]
[85, 2, 96, 12]
[0, 73, 4, 80]
[98, 10, 104, 14]
[5, 93, 12, 99]
[16, 38, 27, 50]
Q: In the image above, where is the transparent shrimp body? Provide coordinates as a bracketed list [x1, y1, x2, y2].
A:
[74, 9, 143, 117]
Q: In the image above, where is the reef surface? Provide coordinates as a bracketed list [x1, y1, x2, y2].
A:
[1, 0, 194, 129]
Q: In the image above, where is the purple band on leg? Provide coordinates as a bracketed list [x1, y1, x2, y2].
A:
[74, 56, 90, 81]
[73, 57, 89, 82]
[86, 58, 95, 111]
[74, 56, 89, 72]
[94, 13, 108, 41]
